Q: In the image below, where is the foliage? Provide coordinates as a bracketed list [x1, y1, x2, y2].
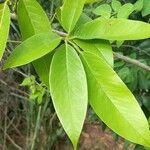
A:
[0, 0, 150, 149]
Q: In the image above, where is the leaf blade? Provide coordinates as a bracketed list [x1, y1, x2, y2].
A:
[50, 44, 88, 148]
[17, 0, 52, 86]
[81, 51, 150, 147]
[61, 0, 86, 32]
[74, 18, 150, 41]
[0, 3, 10, 60]
[74, 39, 114, 67]
[4, 32, 61, 69]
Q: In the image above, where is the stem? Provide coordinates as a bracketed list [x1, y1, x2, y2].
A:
[68, 40, 82, 54]
[7, 40, 21, 44]
[30, 106, 42, 150]
[52, 29, 68, 37]
[114, 52, 150, 72]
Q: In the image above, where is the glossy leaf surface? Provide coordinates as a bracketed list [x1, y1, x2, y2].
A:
[50, 44, 88, 148]
[4, 33, 61, 69]
[61, 0, 86, 32]
[81, 51, 150, 147]
[74, 18, 150, 40]
[0, 3, 10, 60]
[17, 0, 52, 87]
[74, 39, 113, 67]
[17, 0, 51, 40]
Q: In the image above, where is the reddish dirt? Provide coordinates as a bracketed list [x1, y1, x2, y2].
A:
[54, 123, 125, 150]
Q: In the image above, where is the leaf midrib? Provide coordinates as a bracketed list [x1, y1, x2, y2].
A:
[65, 45, 76, 131]
[22, 0, 36, 35]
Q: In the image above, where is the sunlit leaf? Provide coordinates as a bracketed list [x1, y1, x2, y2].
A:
[74, 39, 113, 67]
[50, 44, 88, 149]
[61, 0, 86, 32]
[4, 32, 61, 69]
[0, 3, 10, 60]
[17, 0, 52, 87]
[81, 51, 150, 147]
[74, 17, 150, 40]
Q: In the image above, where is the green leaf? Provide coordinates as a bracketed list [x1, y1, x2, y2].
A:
[17, 0, 51, 40]
[33, 52, 54, 87]
[50, 44, 88, 148]
[74, 39, 113, 67]
[134, 0, 144, 12]
[17, 0, 52, 87]
[61, 0, 86, 33]
[117, 3, 134, 19]
[73, 13, 92, 32]
[142, 0, 150, 16]
[74, 17, 150, 41]
[93, 4, 112, 18]
[111, 0, 122, 12]
[81, 51, 150, 147]
[4, 32, 61, 69]
[0, 3, 10, 60]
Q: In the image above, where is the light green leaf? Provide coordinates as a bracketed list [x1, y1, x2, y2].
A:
[74, 39, 113, 67]
[117, 3, 134, 19]
[4, 32, 61, 69]
[134, 0, 143, 12]
[116, 40, 124, 48]
[17, 0, 51, 40]
[61, 0, 86, 33]
[81, 51, 150, 147]
[0, 3, 10, 60]
[93, 4, 112, 18]
[74, 17, 150, 40]
[17, 0, 52, 87]
[142, 0, 150, 16]
[73, 13, 92, 33]
[111, 0, 122, 12]
[50, 44, 88, 149]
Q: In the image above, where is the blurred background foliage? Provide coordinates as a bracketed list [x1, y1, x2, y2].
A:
[0, 0, 150, 149]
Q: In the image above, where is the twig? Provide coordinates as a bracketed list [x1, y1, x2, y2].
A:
[30, 106, 42, 150]
[52, 29, 68, 37]
[113, 44, 150, 57]
[0, 78, 29, 96]
[114, 52, 150, 72]
[6, 133, 23, 150]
